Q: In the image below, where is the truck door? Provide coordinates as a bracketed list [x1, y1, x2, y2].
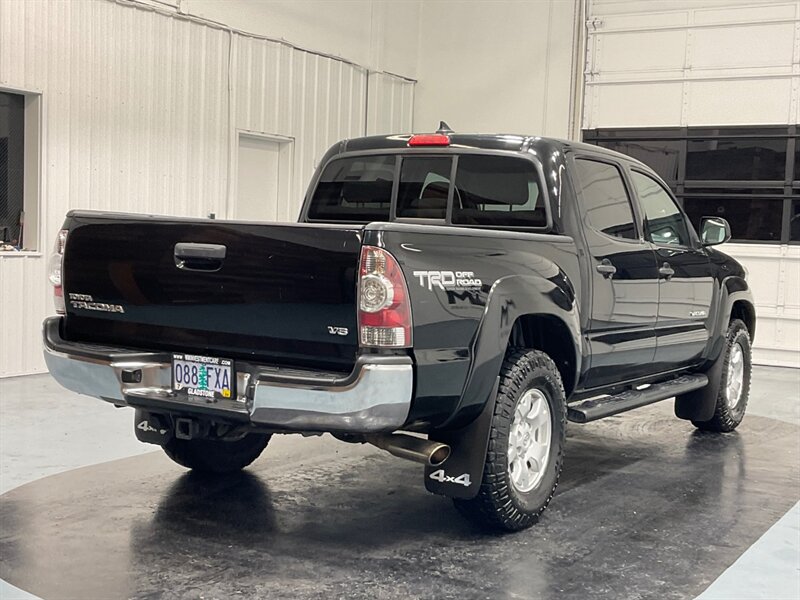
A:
[628, 169, 714, 369]
[573, 157, 660, 388]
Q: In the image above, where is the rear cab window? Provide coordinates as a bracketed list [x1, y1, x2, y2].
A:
[307, 153, 548, 230]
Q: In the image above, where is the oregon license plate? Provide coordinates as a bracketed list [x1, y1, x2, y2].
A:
[172, 353, 234, 400]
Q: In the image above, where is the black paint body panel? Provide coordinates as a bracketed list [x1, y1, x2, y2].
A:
[62, 215, 363, 372]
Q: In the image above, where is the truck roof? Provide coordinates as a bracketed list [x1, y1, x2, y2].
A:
[339, 133, 646, 168]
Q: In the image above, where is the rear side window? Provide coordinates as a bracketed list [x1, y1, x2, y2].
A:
[307, 155, 395, 221]
[574, 158, 637, 240]
[452, 155, 545, 227]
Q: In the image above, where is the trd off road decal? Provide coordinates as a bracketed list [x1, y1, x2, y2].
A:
[413, 270, 482, 292]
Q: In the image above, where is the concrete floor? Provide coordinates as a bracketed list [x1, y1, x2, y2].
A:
[0, 366, 798, 599]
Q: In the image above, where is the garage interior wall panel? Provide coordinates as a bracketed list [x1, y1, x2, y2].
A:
[585, 0, 800, 367]
[0, 0, 413, 377]
[233, 36, 368, 220]
[366, 73, 415, 136]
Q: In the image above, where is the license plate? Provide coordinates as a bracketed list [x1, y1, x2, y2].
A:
[173, 353, 234, 400]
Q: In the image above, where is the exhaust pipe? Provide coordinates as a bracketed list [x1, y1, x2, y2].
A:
[366, 433, 451, 467]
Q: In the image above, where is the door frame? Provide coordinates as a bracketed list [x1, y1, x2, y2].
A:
[229, 130, 295, 221]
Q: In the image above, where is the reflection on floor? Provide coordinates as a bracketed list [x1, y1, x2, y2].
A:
[1, 401, 798, 599]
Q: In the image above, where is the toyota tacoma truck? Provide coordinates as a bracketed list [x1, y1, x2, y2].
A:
[43, 127, 755, 531]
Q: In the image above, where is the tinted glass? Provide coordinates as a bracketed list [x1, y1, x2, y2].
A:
[686, 138, 786, 181]
[795, 139, 800, 182]
[631, 171, 691, 246]
[0, 92, 25, 246]
[574, 159, 637, 240]
[682, 197, 784, 242]
[452, 155, 545, 227]
[396, 157, 452, 219]
[598, 140, 681, 183]
[307, 155, 395, 222]
[792, 198, 800, 241]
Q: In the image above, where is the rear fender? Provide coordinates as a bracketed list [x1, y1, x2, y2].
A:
[440, 274, 581, 430]
[425, 274, 580, 499]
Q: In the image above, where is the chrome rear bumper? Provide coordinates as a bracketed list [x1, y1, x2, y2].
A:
[42, 317, 413, 433]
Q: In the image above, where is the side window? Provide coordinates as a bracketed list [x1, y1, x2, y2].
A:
[574, 158, 637, 240]
[631, 171, 691, 247]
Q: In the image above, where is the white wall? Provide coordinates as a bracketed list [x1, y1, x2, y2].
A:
[0, 0, 415, 377]
[584, 0, 800, 367]
[184, 0, 422, 78]
[414, 0, 579, 137]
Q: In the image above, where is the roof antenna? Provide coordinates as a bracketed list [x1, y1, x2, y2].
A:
[436, 121, 454, 134]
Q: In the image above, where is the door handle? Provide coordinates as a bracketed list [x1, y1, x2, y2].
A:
[596, 259, 617, 278]
[174, 242, 226, 272]
[658, 262, 675, 280]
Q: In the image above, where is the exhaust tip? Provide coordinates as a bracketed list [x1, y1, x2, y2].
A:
[429, 444, 451, 467]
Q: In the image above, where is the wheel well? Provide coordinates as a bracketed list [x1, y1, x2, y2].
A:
[731, 300, 755, 340]
[509, 314, 577, 396]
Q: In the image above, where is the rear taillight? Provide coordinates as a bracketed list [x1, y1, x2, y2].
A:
[358, 246, 412, 348]
[48, 229, 68, 314]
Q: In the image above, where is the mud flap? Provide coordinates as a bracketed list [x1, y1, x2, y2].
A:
[675, 341, 724, 422]
[134, 409, 173, 446]
[424, 377, 499, 499]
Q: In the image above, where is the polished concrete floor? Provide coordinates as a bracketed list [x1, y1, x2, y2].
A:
[0, 367, 799, 600]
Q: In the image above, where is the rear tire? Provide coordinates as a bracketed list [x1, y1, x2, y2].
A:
[162, 433, 271, 473]
[453, 349, 567, 532]
[691, 319, 751, 433]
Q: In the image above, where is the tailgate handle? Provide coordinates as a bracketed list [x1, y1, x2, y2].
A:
[174, 243, 226, 271]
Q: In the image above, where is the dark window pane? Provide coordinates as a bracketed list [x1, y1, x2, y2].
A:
[686, 138, 786, 181]
[0, 92, 25, 247]
[682, 187, 783, 196]
[682, 197, 784, 241]
[396, 157, 452, 219]
[688, 126, 787, 137]
[794, 138, 799, 182]
[452, 155, 545, 227]
[791, 198, 800, 241]
[574, 159, 637, 239]
[307, 155, 395, 222]
[631, 171, 690, 247]
[597, 140, 681, 182]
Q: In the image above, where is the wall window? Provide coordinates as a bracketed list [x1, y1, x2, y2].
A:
[573, 158, 637, 240]
[0, 92, 25, 248]
[584, 126, 798, 243]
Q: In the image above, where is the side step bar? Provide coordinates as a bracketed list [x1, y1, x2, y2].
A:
[568, 374, 709, 424]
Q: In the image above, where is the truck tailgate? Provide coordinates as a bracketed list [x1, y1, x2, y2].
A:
[61, 212, 362, 371]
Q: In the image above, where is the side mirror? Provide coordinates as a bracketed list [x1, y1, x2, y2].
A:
[700, 217, 731, 246]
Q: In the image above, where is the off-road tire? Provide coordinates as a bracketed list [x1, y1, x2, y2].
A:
[453, 349, 567, 532]
[692, 319, 752, 433]
[163, 433, 271, 473]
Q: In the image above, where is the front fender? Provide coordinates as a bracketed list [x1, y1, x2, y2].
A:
[437, 273, 581, 429]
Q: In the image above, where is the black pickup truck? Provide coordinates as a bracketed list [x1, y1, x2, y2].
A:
[43, 128, 755, 531]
